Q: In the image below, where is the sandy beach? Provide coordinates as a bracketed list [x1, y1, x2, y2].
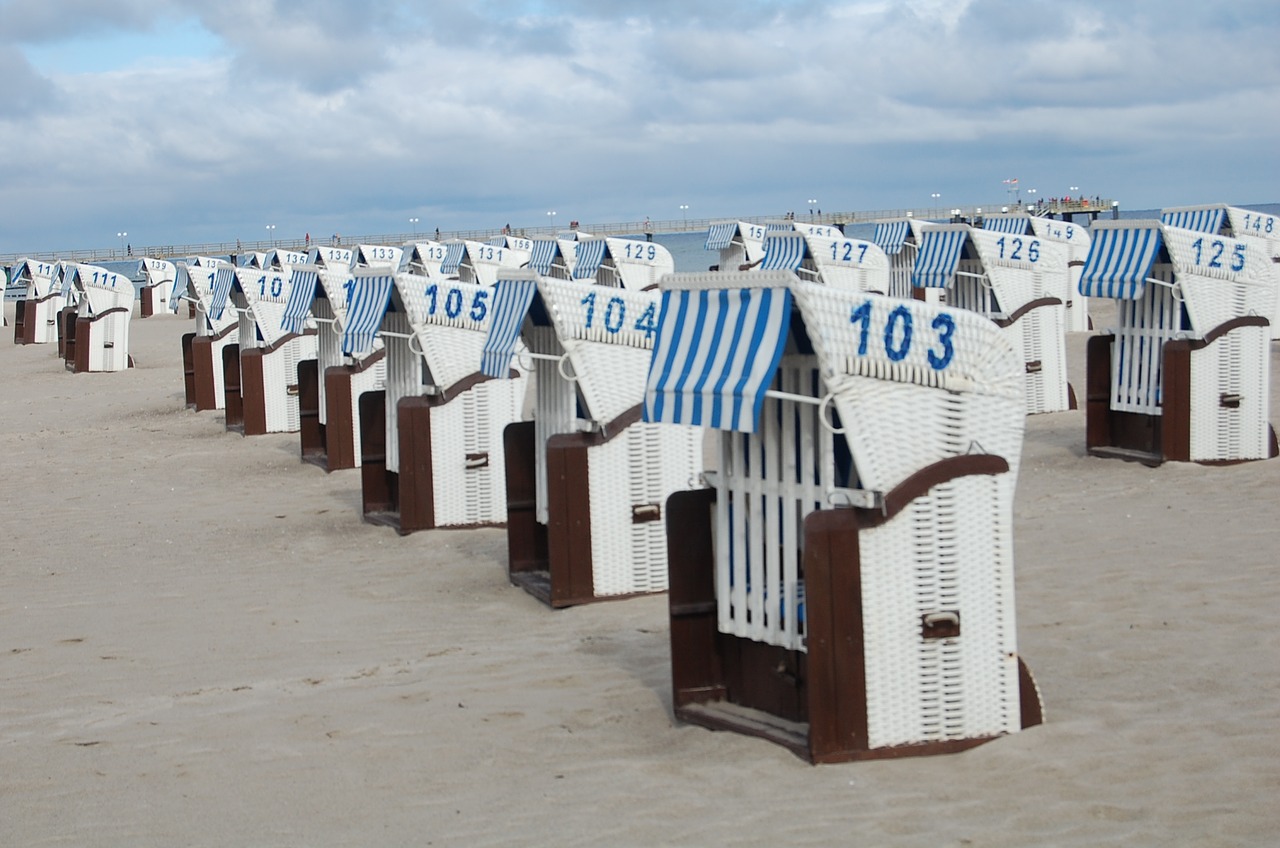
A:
[2, 301, 1278, 847]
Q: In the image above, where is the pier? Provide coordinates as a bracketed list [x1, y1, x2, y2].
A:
[0, 199, 1117, 266]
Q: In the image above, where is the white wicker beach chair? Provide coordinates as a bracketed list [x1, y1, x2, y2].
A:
[282, 264, 386, 470]
[353, 244, 404, 270]
[181, 259, 240, 411]
[220, 266, 316, 435]
[137, 258, 178, 318]
[61, 264, 134, 372]
[571, 236, 674, 290]
[306, 245, 354, 269]
[913, 223, 1073, 415]
[872, 218, 942, 303]
[1081, 219, 1277, 464]
[983, 214, 1093, 333]
[10, 258, 65, 345]
[480, 268, 702, 606]
[760, 230, 889, 292]
[400, 241, 449, 278]
[1161, 205, 1280, 339]
[646, 269, 1042, 763]
[705, 221, 768, 272]
[343, 268, 526, 533]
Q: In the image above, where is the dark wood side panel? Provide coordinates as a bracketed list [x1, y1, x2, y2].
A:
[222, 344, 243, 431]
[545, 434, 596, 607]
[503, 421, 548, 576]
[397, 396, 437, 535]
[1161, 339, 1192, 463]
[239, 349, 267, 436]
[359, 390, 395, 518]
[181, 332, 197, 408]
[324, 366, 358, 471]
[297, 359, 325, 465]
[1084, 333, 1113, 452]
[666, 488, 726, 707]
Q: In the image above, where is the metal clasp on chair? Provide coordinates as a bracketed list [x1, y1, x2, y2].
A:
[922, 611, 961, 639]
[631, 503, 662, 523]
[465, 452, 490, 469]
[1220, 393, 1242, 409]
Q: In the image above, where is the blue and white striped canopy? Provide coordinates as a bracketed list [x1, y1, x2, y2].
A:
[281, 268, 319, 335]
[340, 273, 395, 355]
[1161, 207, 1225, 235]
[169, 266, 190, 312]
[439, 242, 466, 275]
[705, 222, 740, 251]
[981, 216, 1030, 235]
[208, 266, 238, 320]
[872, 221, 911, 255]
[760, 232, 807, 271]
[480, 273, 539, 378]
[643, 282, 792, 433]
[1078, 225, 1163, 300]
[911, 229, 968, 288]
[529, 239, 561, 276]
[572, 239, 608, 280]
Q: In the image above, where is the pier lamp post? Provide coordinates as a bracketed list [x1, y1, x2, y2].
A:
[266, 224, 276, 247]
[930, 193, 940, 204]
[807, 199, 818, 220]
[547, 210, 556, 231]
[679, 204, 689, 227]
[117, 231, 127, 256]
[409, 217, 419, 236]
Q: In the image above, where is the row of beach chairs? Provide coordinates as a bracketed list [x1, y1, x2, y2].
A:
[9, 203, 1275, 763]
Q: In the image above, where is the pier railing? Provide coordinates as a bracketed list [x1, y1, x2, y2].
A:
[0, 200, 1116, 266]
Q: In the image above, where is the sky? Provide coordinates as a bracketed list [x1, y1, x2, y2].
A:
[1, 0, 1278, 254]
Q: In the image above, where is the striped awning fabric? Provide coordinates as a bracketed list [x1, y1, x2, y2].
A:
[643, 277, 793, 433]
[911, 229, 968, 288]
[1078, 225, 1163, 300]
[208, 266, 238, 320]
[480, 272, 540, 378]
[281, 267, 319, 334]
[572, 239, 608, 280]
[340, 272, 395, 355]
[981, 216, 1030, 235]
[439, 242, 466, 275]
[529, 239, 561, 275]
[760, 232, 807, 271]
[1161, 207, 1225, 235]
[169, 266, 190, 312]
[705, 222, 740, 251]
[872, 220, 911, 255]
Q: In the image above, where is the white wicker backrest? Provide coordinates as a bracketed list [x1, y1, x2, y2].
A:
[463, 240, 531, 287]
[71, 264, 132, 315]
[396, 272, 504, 391]
[967, 226, 1068, 313]
[603, 238, 675, 290]
[235, 266, 296, 348]
[1161, 224, 1276, 333]
[791, 281, 1025, 492]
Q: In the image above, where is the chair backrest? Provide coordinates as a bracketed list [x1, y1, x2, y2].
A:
[339, 270, 397, 357]
[354, 244, 403, 269]
[761, 231, 889, 292]
[706, 221, 767, 272]
[395, 271, 501, 393]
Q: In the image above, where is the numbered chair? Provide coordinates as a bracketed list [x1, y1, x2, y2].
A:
[283, 264, 386, 470]
[480, 269, 702, 607]
[1162, 205, 1280, 339]
[306, 244, 354, 269]
[647, 270, 1042, 764]
[913, 224, 1074, 415]
[872, 218, 941, 303]
[571, 236, 675, 289]
[181, 259, 239, 411]
[137, 259, 178, 318]
[59, 264, 134, 372]
[400, 241, 449, 278]
[345, 269, 525, 533]
[1080, 220, 1277, 464]
[353, 244, 403, 270]
[759, 230, 889, 291]
[217, 266, 316, 435]
[11, 258, 64, 345]
[705, 221, 767, 271]
[983, 214, 1093, 333]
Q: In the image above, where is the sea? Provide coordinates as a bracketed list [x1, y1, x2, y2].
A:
[6, 204, 1279, 301]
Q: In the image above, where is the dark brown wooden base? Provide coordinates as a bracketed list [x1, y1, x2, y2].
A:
[140, 287, 157, 318]
[297, 359, 327, 467]
[239, 349, 267, 435]
[60, 307, 77, 368]
[181, 332, 197, 408]
[222, 343, 243, 433]
[13, 299, 30, 344]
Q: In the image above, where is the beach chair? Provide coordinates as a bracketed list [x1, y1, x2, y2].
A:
[705, 221, 768, 271]
[571, 236, 675, 290]
[283, 263, 386, 470]
[345, 268, 525, 533]
[60, 264, 134, 372]
[11, 258, 64, 345]
[480, 268, 702, 607]
[759, 230, 889, 291]
[913, 224, 1074, 415]
[1161, 205, 1280, 339]
[1080, 220, 1277, 464]
[400, 241, 449, 278]
[527, 237, 575, 280]
[135, 258, 176, 318]
[872, 218, 943, 304]
[353, 244, 403, 270]
[180, 258, 239, 411]
[220, 265, 316, 435]
[983, 214, 1093, 333]
[647, 269, 1042, 763]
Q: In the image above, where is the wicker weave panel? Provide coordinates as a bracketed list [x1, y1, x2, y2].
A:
[1163, 226, 1276, 334]
[381, 314, 422, 475]
[429, 377, 527, 526]
[586, 422, 702, 596]
[859, 473, 1020, 749]
[1189, 324, 1272, 461]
